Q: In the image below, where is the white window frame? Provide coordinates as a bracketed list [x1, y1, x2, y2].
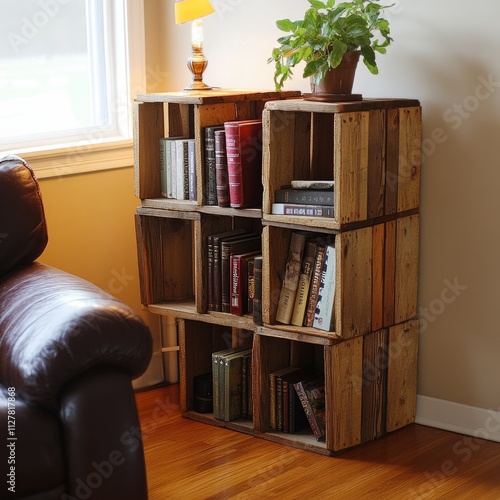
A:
[16, 0, 146, 179]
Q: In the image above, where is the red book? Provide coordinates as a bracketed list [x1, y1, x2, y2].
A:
[224, 119, 263, 208]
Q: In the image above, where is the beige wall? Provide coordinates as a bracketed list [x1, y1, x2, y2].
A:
[38, 0, 500, 412]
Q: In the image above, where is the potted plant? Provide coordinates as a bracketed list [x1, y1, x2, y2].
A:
[268, 0, 393, 99]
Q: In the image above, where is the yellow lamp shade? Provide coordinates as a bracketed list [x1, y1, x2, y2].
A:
[175, 0, 215, 24]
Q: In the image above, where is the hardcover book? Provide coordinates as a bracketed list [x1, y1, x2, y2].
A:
[294, 376, 326, 441]
[290, 240, 318, 326]
[230, 251, 261, 316]
[272, 203, 334, 218]
[275, 188, 334, 206]
[275, 231, 308, 325]
[215, 129, 230, 207]
[313, 243, 336, 332]
[304, 244, 326, 327]
[224, 119, 263, 208]
[204, 125, 224, 205]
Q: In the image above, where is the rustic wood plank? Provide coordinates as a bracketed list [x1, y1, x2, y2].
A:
[161, 218, 194, 301]
[387, 320, 419, 432]
[165, 102, 191, 137]
[134, 101, 164, 199]
[398, 106, 422, 213]
[371, 223, 385, 331]
[385, 107, 399, 215]
[311, 113, 335, 180]
[367, 109, 386, 218]
[395, 214, 420, 323]
[383, 219, 397, 327]
[334, 112, 369, 224]
[362, 329, 388, 442]
[326, 336, 363, 451]
[335, 227, 372, 338]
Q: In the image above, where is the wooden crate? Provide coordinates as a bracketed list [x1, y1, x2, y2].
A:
[262, 214, 419, 339]
[262, 99, 421, 229]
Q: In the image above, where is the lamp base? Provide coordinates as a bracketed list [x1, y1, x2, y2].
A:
[184, 81, 213, 91]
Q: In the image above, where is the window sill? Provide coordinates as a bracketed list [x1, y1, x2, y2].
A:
[19, 139, 134, 179]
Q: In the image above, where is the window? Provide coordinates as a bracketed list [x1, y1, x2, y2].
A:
[0, 0, 145, 177]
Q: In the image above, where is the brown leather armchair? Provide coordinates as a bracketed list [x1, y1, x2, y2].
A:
[0, 156, 152, 499]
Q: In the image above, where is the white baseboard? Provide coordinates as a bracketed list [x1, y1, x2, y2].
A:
[416, 395, 500, 443]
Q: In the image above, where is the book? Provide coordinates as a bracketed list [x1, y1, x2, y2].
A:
[281, 367, 313, 433]
[246, 257, 258, 314]
[188, 138, 197, 201]
[241, 351, 253, 418]
[204, 125, 224, 205]
[230, 251, 261, 316]
[208, 229, 247, 311]
[274, 366, 302, 431]
[272, 203, 334, 218]
[275, 188, 334, 206]
[313, 243, 336, 332]
[175, 138, 190, 200]
[304, 244, 326, 327]
[294, 376, 326, 440]
[252, 256, 263, 326]
[221, 234, 261, 313]
[290, 180, 334, 190]
[159, 138, 168, 198]
[222, 348, 252, 421]
[215, 129, 230, 207]
[275, 231, 308, 325]
[224, 119, 263, 208]
[290, 240, 318, 326]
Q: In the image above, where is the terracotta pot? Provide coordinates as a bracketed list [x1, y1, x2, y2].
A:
[310, 50, 361, 95]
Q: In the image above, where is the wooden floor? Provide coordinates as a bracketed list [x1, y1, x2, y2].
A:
[136, 385, 500, 499]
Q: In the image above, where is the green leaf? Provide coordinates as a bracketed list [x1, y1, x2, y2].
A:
[276, 19, 296, 32]
[308, 0, 328, 9]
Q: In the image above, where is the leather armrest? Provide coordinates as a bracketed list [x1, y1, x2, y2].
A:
[0, 263, 152, 411]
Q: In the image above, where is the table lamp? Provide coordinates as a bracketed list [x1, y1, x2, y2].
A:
[175, 0, 215, 91]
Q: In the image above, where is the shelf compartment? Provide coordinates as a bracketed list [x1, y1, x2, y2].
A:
[262, 215, 419, 339]
[135, 211, 198, 308]
[262, 98, 421, 226]
[179, 318, 254, 434]
[134, 90, 301, 205]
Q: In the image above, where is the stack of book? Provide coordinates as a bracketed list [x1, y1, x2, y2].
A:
[159, 137, 196, 201]
[269, 366, 325, 440]
[207, 228, 262, 315]
[212, 347, 253, 422]
[275, 231, 336, 332]
[271, 180, 334, 218]
[204, 119, 263, 208]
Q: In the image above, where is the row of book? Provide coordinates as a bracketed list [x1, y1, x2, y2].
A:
[275, 231, 336, 332]
[270, 366, 326, 440]
[272, 180, 335, 219]
[205, 119, 263, 208]
[212, 347, 253, 422]
[207, 228, 262, 321]
[159, 137, 196, 201]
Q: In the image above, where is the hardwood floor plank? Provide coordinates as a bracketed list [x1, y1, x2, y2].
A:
[136, 385, 500, 499]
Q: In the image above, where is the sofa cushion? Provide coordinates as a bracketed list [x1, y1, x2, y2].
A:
[0, 156, 48, 277]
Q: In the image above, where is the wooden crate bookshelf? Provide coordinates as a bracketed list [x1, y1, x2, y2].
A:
[133, 91, 421, 456]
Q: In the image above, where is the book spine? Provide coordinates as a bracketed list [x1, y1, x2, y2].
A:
[269, 372, 276, 430]
[207, 235, 215, 311]
[176, 140, 189, 200]
[275, 232, 308, 325]
[304, 245, 326, 327]
[159, 138, 168, 198]
[253, 256, 263, 326]
[224, 354, 243, 421]
[215, 130, 230, 207]
[247, 258, 255, 314]
[272, 203, 334, 218]
[275, 189, 334, 206]
[230, 254, 241, 315]
[313, 243, 336, 332]
[170, 139, 177, 199]
[204, 127, 219, 205]
[290, 241, 317, 326]
[212, 352, 221, 419]
[188, 139, 196, 201]
[225, 122, 243, 207]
